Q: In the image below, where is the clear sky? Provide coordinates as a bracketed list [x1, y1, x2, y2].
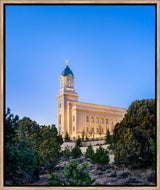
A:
[6, 5, 155, 126]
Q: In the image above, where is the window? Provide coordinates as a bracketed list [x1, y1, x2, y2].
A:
[59, 103, 61, 108]
[97, 128, 99, 132]
[96, 118, 99, 123]
[101, 118, 104, 124]
[92, 128, 94, 132]
[73, 127, 75, 131]
[86, 127, 88, 132]
[73, 115, 75, 121]
[86, 116, 89, 122]
[91, 117, 94, 123]
[68, 79, 71, 87]
[106, 119, 108, 124]
[59, 115, 62, 124]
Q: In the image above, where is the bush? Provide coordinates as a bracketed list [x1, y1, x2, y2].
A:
[71, 145, 82, 159]
[62, 145, 72, 160]
[49, 173, 61, 185]
[146, 170, 155, 182]
[91, 146, 109, 168]
[49, 160, 95, 185]
[127, 176, 138, 183]
[109, 170, 117, 177]
[85, 144, 94, 159]
[117, 171, 131, 179]
[64, 131, 70, 142]
[75, 136, 82, 147]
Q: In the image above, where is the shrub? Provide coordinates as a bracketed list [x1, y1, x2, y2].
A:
[71, 145, 82, 158]
[49, 173, 61, 185]
[91, 146, 109, 168]
[75, 136, 82, 147]
[109, 170, 117, 177]
[62, 145, 72, 160]
[85, 144, 94, 159]
[117, 171, 131, 179]
[146, 170, 155, 182]
[49, 160, 95, 185]
[64, 131, 70, 142]
[127, 176, 138, 183]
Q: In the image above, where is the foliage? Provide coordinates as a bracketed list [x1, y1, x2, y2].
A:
[109, 170, 117, 177]
[146, 170, 155, 182]
[71, 145, 82, 158]
[49, 160, 95, 185]
[149, 127, 155, 169]
[39, 125, 63, 173]
[105, 129, 112, 144]
[85, 135, 89, 141]
[61, 145, 72, 160]
[5, 108, 40, 184]
[112, 99, 155, 168]
[75, 136, 82, 147]
[64, 131, 70, 142]
[49, 173, 61, 185]
[117, 171, 131, 179]
[91, 146, 109, 168]
[5, 108, 19, 181]
[85, 144, 94, 159]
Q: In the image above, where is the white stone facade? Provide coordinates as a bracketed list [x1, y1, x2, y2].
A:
[57, 64, 127, 140]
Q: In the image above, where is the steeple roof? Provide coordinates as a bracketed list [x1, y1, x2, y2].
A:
[61, 65, 74, 77]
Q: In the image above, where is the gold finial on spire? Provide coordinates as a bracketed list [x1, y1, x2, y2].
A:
[65, 59, 68, 66]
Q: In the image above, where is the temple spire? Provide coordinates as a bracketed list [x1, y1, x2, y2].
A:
[65, 59, 68, 66]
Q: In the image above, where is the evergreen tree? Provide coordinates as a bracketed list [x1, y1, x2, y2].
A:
[112, 99, 155, 168]
[64, 131, 70, 142]
[85, 144, 94, 159]
[105, 129, 112, 144]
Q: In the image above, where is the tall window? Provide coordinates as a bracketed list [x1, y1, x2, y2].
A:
[68, 79, 71, 87]
[59, 103, 61, 108]
[86, 116, 89, 122]
[91, 117, 94, 123]
[86, 127, 88, 132]
[73, 115, 75, 121]
[73, 127, 75, 131]
[106, 119, 108, 124]
[96, 118, 99, 123]
[92, 128, 94, 132]
[101, 118, 104, 124]
[59, 115, 62, 124]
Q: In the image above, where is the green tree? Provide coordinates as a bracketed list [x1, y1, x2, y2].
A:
[71, 145, 82, 158]
[91, 146, 109, 169]
[64, 131, 70, 142]
[85, 144, 94, 159]
[75, 136, 82, 147]
[39, 125, 63, 173]
[5, 108, 19, 182]
[105, 129, 112, 144]
[112, 99, 155, 168]
[49, 160, 95, 185]
[62, 145, 72, 161]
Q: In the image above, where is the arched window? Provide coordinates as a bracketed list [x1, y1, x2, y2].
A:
[73, 115, 75, 121]
[106, 119, 108, 124]
[68, 79, 71, 87]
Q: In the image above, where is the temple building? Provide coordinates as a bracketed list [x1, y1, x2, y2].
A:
[57, 61, 127, 140]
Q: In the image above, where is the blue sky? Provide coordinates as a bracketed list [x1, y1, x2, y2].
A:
[6, 5, 155, 126]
